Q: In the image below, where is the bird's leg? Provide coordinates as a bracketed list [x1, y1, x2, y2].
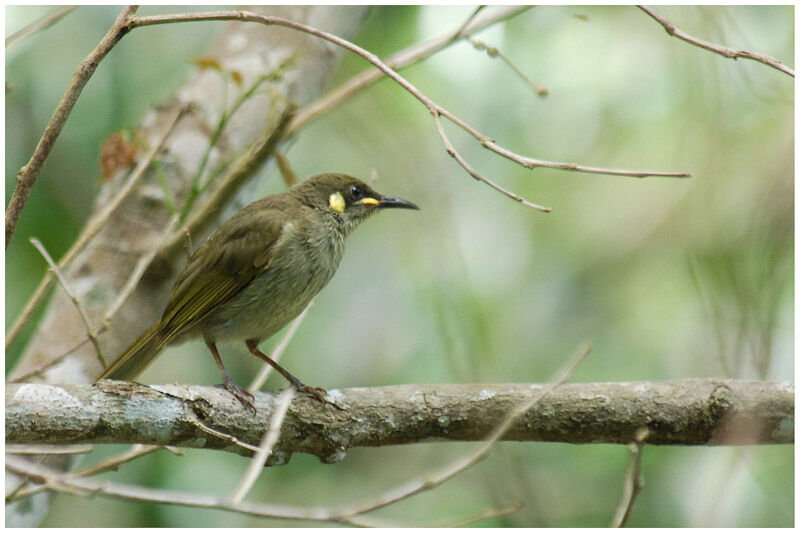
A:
[245, 339, 327, 402]
[205, 339, 256, 412]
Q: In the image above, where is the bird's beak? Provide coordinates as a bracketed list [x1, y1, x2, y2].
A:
[371, 195, 420, 210]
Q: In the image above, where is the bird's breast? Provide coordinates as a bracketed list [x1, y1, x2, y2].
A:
[198, 218, 345, 343]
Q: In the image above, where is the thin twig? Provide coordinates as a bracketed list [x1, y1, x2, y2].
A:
[4, 345, 588, 525]
[101, 214, 179, 326]
[285, 5, 532, 136]
[5, 5, 78, 48]
[5, 5, 138, 249]
[5, 444, 93, 455]
[180, 66, 289, 222]
[6, 104, 188, 351]
[342, 500, 522, 527]
[3, 455, 375, 524]
[130, 10, 690, 212]
[611, 426, 649, 527]
[8, 337, 93, 383]
[334, 344, 592, 518]
[6, 445, 169, 503]
[157, 103, 296, 264]
[190, 419, 262, 454]
[638, 5, 794, 77]
[227, 388, 295, 505]
[4, 454, 517, 526]
[450, 5, 487, 41]
[74, 444, 166, 478]
[469, 37, 549, 96]
[248, 300, 314, 392]
[432, 112, 551, 212]
[29, 238, 106, 367]
[443, 501, 524, 527]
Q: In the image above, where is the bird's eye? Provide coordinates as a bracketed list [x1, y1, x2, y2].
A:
[349, 185, 363, 198]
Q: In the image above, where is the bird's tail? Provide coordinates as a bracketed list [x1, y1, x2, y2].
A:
[97, 322, 167, 381]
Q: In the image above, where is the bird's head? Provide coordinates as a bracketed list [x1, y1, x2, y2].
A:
[292, 173, 419, 229]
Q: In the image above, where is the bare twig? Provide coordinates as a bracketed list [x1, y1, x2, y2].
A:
[443, 501, 524, 527]
[157, 103, 296, 263]
[638, 5, 794, 77]
[6, 444, 171, 502]
[29, 238, 106, 367]
[180, 65, 291, 222]
[286, 6, 532, 136]
[339, 346, 591, 517]
[432, 112, 551, 212]
[189, 419, 262, 454]
[6, 449, 523, 526]
[248, 300, 314, 392]
[275, 151, 298, 187]
[6, 378, 793, 524]
[5, 5, 77, 48]
[5, 5, 138, 249]
[6, 104, 188, 350]
[101, 215, 179, 326]
[342, 500, 523, 527]
[130, 10, 690, 213]
[469, 37, 549, 96]
[5, 445, 93, 456]
[4, 345, 588, 525]
[227, 388, 295, 505]
[74, 444, 170, 478]
[450, 6, 487, 41]
[8, 337, 93, 383]
[3, 454, 390, 524]
[611, 426, 649, 527]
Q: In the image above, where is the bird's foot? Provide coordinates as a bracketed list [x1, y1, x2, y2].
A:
[220, 376, 257, 412]
[288, 377, 326, 402]
[296, 384, 328, 403]
[288, 379, 345, 410]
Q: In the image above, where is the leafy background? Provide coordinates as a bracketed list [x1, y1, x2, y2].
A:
[5, 5, 793, 527]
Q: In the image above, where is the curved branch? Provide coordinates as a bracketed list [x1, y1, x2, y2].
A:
[5, 6, 138, 249]
[285, 5, 533, 136]
[6, 379, 793, 463]
[130, 9, 691, 213]
[638, 5, 794, 77]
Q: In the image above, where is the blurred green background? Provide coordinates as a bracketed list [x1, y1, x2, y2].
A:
[5, 5, 793, 527]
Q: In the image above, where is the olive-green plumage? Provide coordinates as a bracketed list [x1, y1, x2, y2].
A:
[98, 173, 418, 409]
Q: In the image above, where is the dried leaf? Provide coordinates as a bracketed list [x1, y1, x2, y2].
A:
[99, 131, 139, 181]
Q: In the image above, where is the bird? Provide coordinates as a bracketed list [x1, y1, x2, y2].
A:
[97, 173, 419, 410]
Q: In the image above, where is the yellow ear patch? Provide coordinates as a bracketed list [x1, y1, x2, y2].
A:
[329, 192, 345, 213]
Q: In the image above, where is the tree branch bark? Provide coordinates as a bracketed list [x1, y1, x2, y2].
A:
[8, 5, 369, 385]
[7, 379, 793, 464]
[5, 8, 369, 526]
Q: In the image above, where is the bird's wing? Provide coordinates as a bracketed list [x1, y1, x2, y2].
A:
[158, 202, 287, 342]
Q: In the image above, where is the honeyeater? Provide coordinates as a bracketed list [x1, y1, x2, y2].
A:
[97, 173, 419, 410]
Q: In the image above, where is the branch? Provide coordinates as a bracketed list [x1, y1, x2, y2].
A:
[5, 103, 188, 351]
[5, 6, 138, 249]
[6, 380, 792, 461]
[611, 427, 649, 527]
[638, 5, 794, 77]
[29, 238, 106, 367]
[285, 5, 532, 136]
[4, 453, 509, 526]
[130, 9, 691, 214]
[5, 5, 77, 48]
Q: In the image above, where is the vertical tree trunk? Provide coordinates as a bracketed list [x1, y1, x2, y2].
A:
[7, 6, 369, 526]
